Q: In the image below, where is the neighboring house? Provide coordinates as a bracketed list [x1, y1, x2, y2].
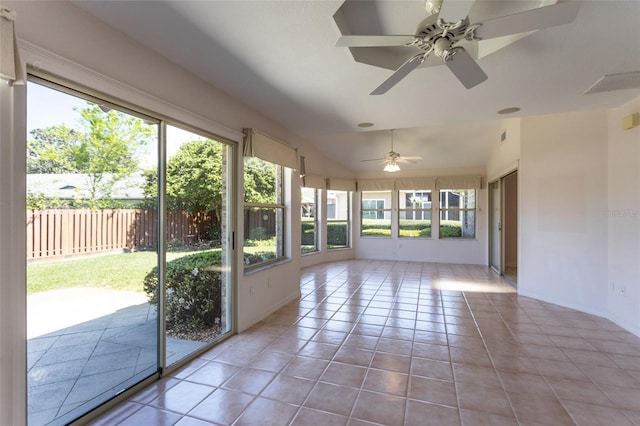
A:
[26, 172, 146, 205]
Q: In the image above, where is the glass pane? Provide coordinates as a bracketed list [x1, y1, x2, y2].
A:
[399, 210, 432, 238]
[244, 206, 283, 265]
[327, 190, 349, 220]
[159, 125, 232, 366]
[301, 187, 318, 254]
[399, 190, 432, 238]
[327, 190, 349, 249]
[26, 81, 159, 425]
[440, 210, 476, 239]
[361, 210, 392, 237]
[243, 157, 277, 204]
[439, 189, 475, 209]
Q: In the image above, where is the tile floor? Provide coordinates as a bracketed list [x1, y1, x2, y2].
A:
[91, 260, 640, 426]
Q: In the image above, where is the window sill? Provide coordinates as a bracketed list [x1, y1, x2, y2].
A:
[243, 256, 290, 275]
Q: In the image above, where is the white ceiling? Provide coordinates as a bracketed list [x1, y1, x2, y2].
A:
[74, 0, 640, 174]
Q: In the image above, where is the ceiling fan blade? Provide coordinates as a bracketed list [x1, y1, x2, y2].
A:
[336, 35, 415, 48]
[401, 156, 423, 161]
[360, 158, 386, 163]
[445, 48, 487, 89]
[473, 2, 580, 40]
[438, 0, 475, 23]
[371, 54, 424, 95]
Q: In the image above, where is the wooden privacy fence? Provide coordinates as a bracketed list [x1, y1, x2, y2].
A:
[26, 209, 214, 261]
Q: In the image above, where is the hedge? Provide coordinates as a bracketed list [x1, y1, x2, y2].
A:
[143, 250, 222, 334]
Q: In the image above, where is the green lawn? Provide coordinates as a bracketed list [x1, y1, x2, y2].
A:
[27, 250, 193, 294]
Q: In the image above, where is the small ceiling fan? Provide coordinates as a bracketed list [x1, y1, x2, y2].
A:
[360, 129, 422, 172]
[336, 0, 580, 94]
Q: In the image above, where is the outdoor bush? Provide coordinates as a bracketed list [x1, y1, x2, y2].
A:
[249, 226, 268, 241]
[398, 219, 431, 230]
[143, 250, 222, 333]
[301, 221, 315, 245]
[361, 229, 391, 237]
[327, 222, 347, 246]
[243, 250, 277, 266]
[440, 220, 462, 238]
[361, 219, 391, 230]
[244, 237, 277, 247]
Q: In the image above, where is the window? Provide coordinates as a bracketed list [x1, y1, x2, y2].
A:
[399, 190, 432, 238]
[439, 189, 476, 239]
[301, 187, 319, 254]
[361, 191, 391, 237]
[327, 190, 350, 249]
[243, 157, 285, 267]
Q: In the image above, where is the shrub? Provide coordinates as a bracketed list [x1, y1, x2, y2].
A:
[361, 228, 391, 237]
[301, 221, 315, 245]
[327, 222, 347, 246]
[243, 250, 277, 266]
[249, 226, 268, 241]
[143, 250, 222, 333]
[439, 220, 462, 238]
[361, 219, 391, 230]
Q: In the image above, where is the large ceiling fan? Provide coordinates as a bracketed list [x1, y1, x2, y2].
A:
[336, 0, 580, 94]
[361, 129, 422, 172]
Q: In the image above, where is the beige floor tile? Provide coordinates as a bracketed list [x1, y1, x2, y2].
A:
[408, 376, 457, 407]
[563, 400, 634, 426]
[261, 374, 315, 405]
[320, 362, 367, 388]
[405, 399, 460, 426]
[351, 390, 406, 425]
[459, 408, 518, 426]
[222, 367, 276, 395]
[290, 408, 348, 426]
[455, 382, 513, 417]
[93, 260, 640, 426]
[234, 397, 298, 426]
[363, 369, 409, 397]
[303, 382, 358, 417]
[507, 392, 574, 426]
[188, 388, 253, 425]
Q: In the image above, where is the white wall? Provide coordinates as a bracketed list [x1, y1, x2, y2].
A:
[519, 110, 609, 316]
[607, 96, 640, 335]
[354, 167, 489, 265]
[1, 1, 356, 421]
[487, 117, 521, 181]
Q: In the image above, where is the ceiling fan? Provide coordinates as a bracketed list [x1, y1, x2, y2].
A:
[336, 0, 580, 94]
[361, 129, 422, 172]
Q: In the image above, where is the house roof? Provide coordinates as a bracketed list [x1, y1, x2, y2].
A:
[27, 173, 146, 200]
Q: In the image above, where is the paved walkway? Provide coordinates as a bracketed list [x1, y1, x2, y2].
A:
[27, 289, 205, 426]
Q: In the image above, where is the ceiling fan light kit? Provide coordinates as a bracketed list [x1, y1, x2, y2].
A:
[383, 161, 401, 172]
[361, 129, 423, 172]
[335, 0, 580, 95]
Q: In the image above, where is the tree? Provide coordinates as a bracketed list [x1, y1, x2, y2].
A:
[142, 139, 225, 236]
[27, 125, 81, 173]
[243, 157, 277, 204]
[27, 103, 154, 208]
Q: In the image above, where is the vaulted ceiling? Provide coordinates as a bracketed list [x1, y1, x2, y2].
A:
[74, 0, 640, 174]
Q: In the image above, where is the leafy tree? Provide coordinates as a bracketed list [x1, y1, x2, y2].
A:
[27, 103, 154, 208]
[142, 139, 224, 231]
[243, 157, 277, 204]
[27, 125, 81, 173]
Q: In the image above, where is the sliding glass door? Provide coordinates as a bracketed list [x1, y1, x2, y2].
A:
[26, 78, 234, 425]
[163, 124, 233, 366]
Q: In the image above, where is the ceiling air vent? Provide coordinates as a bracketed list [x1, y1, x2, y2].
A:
[585, 71, 640, 94]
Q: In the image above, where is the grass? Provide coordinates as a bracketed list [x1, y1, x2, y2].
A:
[27, 250, 197, 295]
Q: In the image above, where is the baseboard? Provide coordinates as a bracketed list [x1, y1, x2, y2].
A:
[238, 290, 301, 333]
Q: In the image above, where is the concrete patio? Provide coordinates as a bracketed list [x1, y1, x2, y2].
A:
[27, 289, 206, 426]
